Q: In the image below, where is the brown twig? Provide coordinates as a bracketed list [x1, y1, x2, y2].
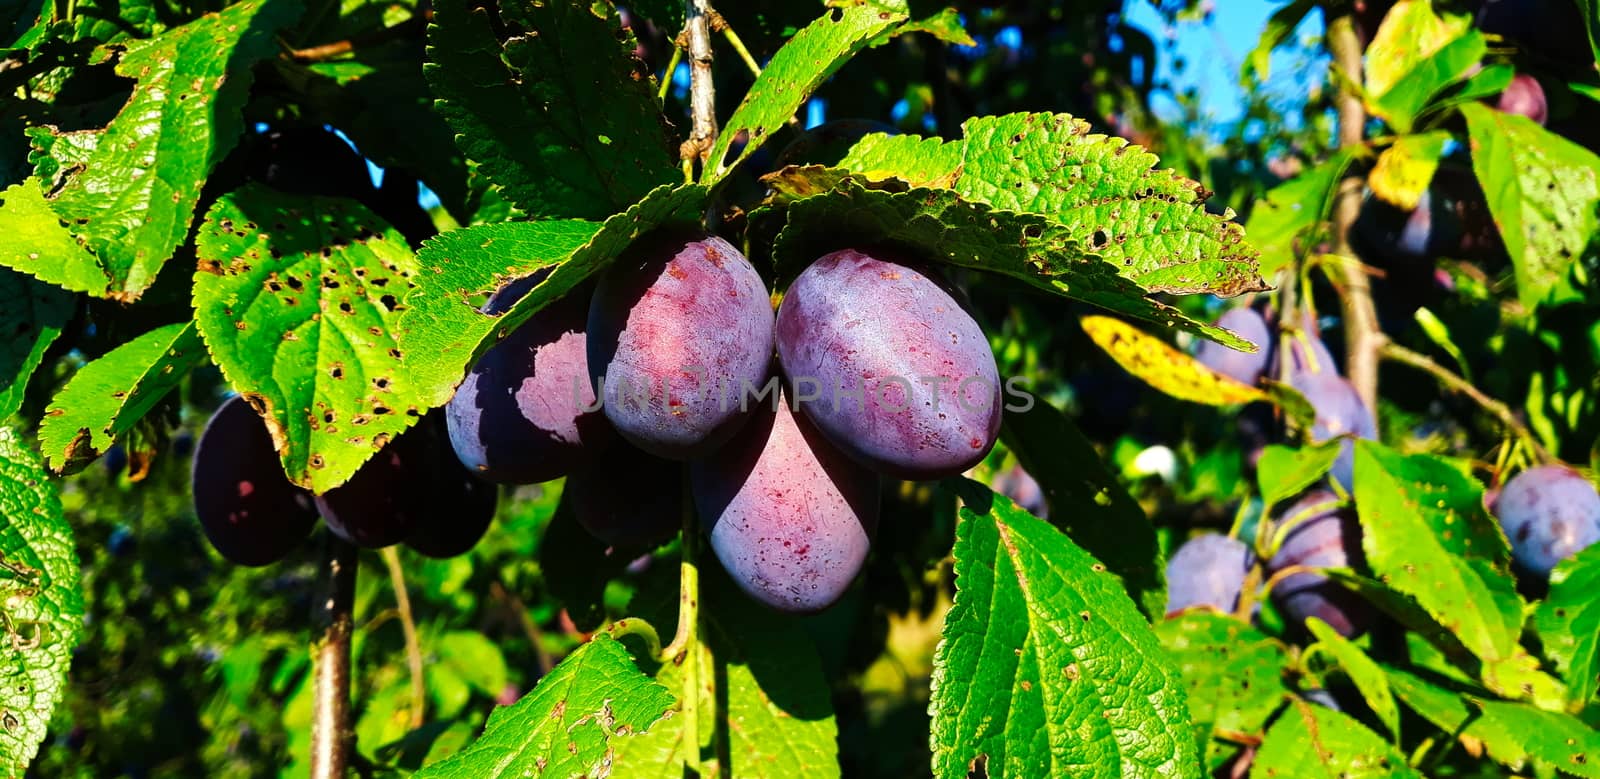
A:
[1379, 340, 1552, 463]
[490, 580, 553, 677]
[284, 14, 428, 63]
[381, 547, 426, 730]
[1327, 12, 1383, 418]
[682, 0, 718, 171]
[310, 533, 358, 779]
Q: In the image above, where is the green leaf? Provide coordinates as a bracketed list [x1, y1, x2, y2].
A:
[1255, 442, 1344, 509]
[424, 0, 676, 219]
[1323, 571, 1475, 669]
[1253, 700, 1419, 778]
[7, 0, 302, 300]
[1383, 665, 1534, 771]
[436, 630, 509, 699]
[1352, 442, 1522, 665]
[1535, 542, 1600, 705]
[929, 481, 1201, 779]
[1369, 32, 1485, 133]
[1242, 151, 1354, 279]
[36, 321, 204, 473]
[0, 178, 110, 295]
[612, 567, 839, 779]
[1469, 698, 1600, 777]
[1461, 103, 1600, 308]
[1304, 618, 1400, 741]
[836, 113, 1266, 296]
[396, 183, 706, 409]
[0, 426, 83, 776]
[1369, 131, 1450, 210]
[414, 634, 675, 779]
[193, 185, 427, 494]
[1156, 612, 1290, 772]
[769, 179, 1256, 351]
[0, 267, 72, 420]
[706, 5, 906, 181]
[1240, 0, 1313, 84]
[1000, 400, 1165, 620]
[1364, 0, 1471, 96]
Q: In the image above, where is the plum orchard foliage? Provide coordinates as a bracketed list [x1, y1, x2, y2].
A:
[0, 0, 1598, 776]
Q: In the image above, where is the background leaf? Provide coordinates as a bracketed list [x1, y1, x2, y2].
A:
[929, 482, 1201, 779]
[1253, 699, 1419, 778]
[1156, 613, 1289, 773]
[1080, 315, 1265, 406]
[1304, 617, 1400, 741]
[0, 268, 73, 419]
[1534, 543, 1600, 705]
[1255, 442, 1344, 508]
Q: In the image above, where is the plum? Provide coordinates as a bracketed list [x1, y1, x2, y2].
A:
[447, 272, 612, 484]
[191, 396, 319, 566]
[1164, 533, 1253, 616]
[1497, 74, 1548, 125]
[1195, 306, 1272, 385]
[1265, 489, 1370, 637]
[587, 232, 775, 459]
[693, 390, 880, 613]
[775, 248, 1001, 480]
[991, 462, 1047, 518]
[566, 441, 683, 549]
[404, 426, 500, 558]
[1492, 464, 1600, 576]
[1288, 372, 1376, 492]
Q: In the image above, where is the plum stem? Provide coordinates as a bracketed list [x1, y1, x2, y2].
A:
[659, 45, 683, 103]
[310, 531, 358, 779]
[684, 0, 719, 173]
[661, 471, 703, 777]
[1380, 340, 1552, 463]
[1327, 12, 1383, 418]
[710, 12, 763, 81]
[607, 617, 664, 661]
[381, 546, 426, 730]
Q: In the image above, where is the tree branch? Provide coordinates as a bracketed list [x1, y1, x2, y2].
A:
[1327, 13, 1383, 418]
[1379, 340, 1552, 462]
[682, 0, 718, 171]
[310, 533, 358, 779]
[380, 546, 425, 730]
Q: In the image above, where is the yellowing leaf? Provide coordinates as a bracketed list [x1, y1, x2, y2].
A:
[1081, 315, 1265, 406]
[1365, 0, 1471, 97]
[1370, 132, 1449, 210]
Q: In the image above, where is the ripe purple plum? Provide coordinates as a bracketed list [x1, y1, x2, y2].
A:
[693, 391, 880, 613]
[1266, 489, 1370, 637]
[991, 461, 1047, 518]
[192, 396, 319, 566]
[1497, 74, 1548, 125]
[587, 232, 775, 459]
[1164, 533, 1253, 616]
[446, 272, 612, 484]
[1195, 306, 1272, 385]
[404, 430, 500, 558]
[1492, 465, 1600, 576]
[566, 441, 683, 549]
[1289, 372, 1376, 492]
[775, 248, 1001, 480]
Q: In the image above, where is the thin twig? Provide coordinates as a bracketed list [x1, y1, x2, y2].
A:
[310, 533, 358, 779]
[661, 469, 703, 777]
[709, 11, 761, 79]
[659, 45, 684, 103]
[1327, 13, 1383, 418]
[381, 547, 426, 730]
[283, 14, 428, 62]
[1379, 340, 1552, 463]
[491, 580, 553, 677]
[682, 0, 718, 172]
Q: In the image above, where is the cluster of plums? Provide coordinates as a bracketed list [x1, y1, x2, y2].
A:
[192, 232, 1003, 614]
[1165, 305, 1600, 636]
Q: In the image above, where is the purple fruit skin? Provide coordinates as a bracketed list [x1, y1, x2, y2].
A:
[775, 248, 1001, 480]
[566, 442, 682, 549]
[991, 462, 1047, 518]
[1498, 74, 1549, 125]
[192, 396, 319, 566]
[316, 422, 439, 548]
[1195, 307, 1273, 385]
[693, 392, 880, 614]
[1267, 489, 1369, 637]
[1281, 328, 1376, 493]
[587, 232, 775, 460]
[1164, 533, 1253, 616]
[447, 274, 612, 484]
[1493, 465, 1600, 576]
[404, 440, 500, 558]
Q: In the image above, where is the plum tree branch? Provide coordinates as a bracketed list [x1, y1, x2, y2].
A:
[310, 532, 358, 779]
[1379, 340, 1552, 462]
[683, 0, 718, 171]
[1327, 12, 1383, 418]
[380, 546, 425, 730]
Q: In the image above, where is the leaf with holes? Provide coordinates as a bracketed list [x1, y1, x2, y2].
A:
[0, 427, 83, 776]
[706, 5, 906, 181]
[424, 0, 676, 220]
[769, 179, 1255, 351]
[1080, 315, 1266, 406]
[1156, 612, 1290, 773]
[1461, 103, 1600, 307]
[1535, 543, 1600, 705]
[396, 183, 706, 408]
[414, 634, 675, 779]
[929, 480, 1201, 778]
[193, 184, 427, 494]
[0, 268, 73, 419]
[1352, 442, 1522, 666]
[1469, 699, 1600, 777]
[37, 321, 205, 474]
[3, 0, 301, 300]
[1253, 699, 1419, 778]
